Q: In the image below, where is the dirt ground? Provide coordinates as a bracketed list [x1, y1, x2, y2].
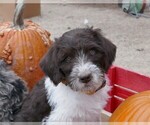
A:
[1, 4, 150, 76]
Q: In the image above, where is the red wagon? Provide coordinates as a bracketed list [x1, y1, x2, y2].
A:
[105, 66, 150, 113]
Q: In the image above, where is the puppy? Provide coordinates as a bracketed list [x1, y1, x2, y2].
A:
[0, 60, 28, 122]
[15, 28, 116, 122]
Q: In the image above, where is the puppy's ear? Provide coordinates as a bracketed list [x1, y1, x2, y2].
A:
[93, 29, 116, 72]
[40, 44, 63, 86]
[102, 37, 116, 72]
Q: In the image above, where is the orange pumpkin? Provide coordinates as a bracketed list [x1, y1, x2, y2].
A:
[109, 90, 150, 124]
[0, 1, 52, 89]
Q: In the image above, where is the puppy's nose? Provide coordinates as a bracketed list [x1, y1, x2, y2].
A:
[79, 75, 92, 83]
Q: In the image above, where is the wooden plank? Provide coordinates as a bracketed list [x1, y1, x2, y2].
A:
[112, 96, 124, 112]
[113, 85, 137, 99]
[115, 67, 150, 92]
[105, 66, 116, 113]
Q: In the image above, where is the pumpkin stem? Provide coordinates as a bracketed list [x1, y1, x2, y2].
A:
[13, 0, 25, 30]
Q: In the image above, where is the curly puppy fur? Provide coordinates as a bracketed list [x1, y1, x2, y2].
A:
[14, 78, 51, 122]
[15, 28, 116, 122]
[0, 60, 28, 122]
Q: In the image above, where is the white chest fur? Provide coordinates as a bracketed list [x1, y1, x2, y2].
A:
[44, 77, 110, 122]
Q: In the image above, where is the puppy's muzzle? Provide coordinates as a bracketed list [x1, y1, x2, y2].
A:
[61, 78, 106, 95]
[83, 79, 106, 95]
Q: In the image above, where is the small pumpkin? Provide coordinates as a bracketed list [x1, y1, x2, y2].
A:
[109, 90, 150, 124]
[0, 0, 52, 89]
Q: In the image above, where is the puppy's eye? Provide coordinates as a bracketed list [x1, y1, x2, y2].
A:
[89, 50, 96, 55]
[64, 56, 72, 63]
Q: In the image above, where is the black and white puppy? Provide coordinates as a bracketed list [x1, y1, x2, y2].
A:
[0, 60, 28, 122]
[15, 28, 116, 122]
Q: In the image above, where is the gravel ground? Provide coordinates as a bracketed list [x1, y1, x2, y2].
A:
[1, 4, 150, 76]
